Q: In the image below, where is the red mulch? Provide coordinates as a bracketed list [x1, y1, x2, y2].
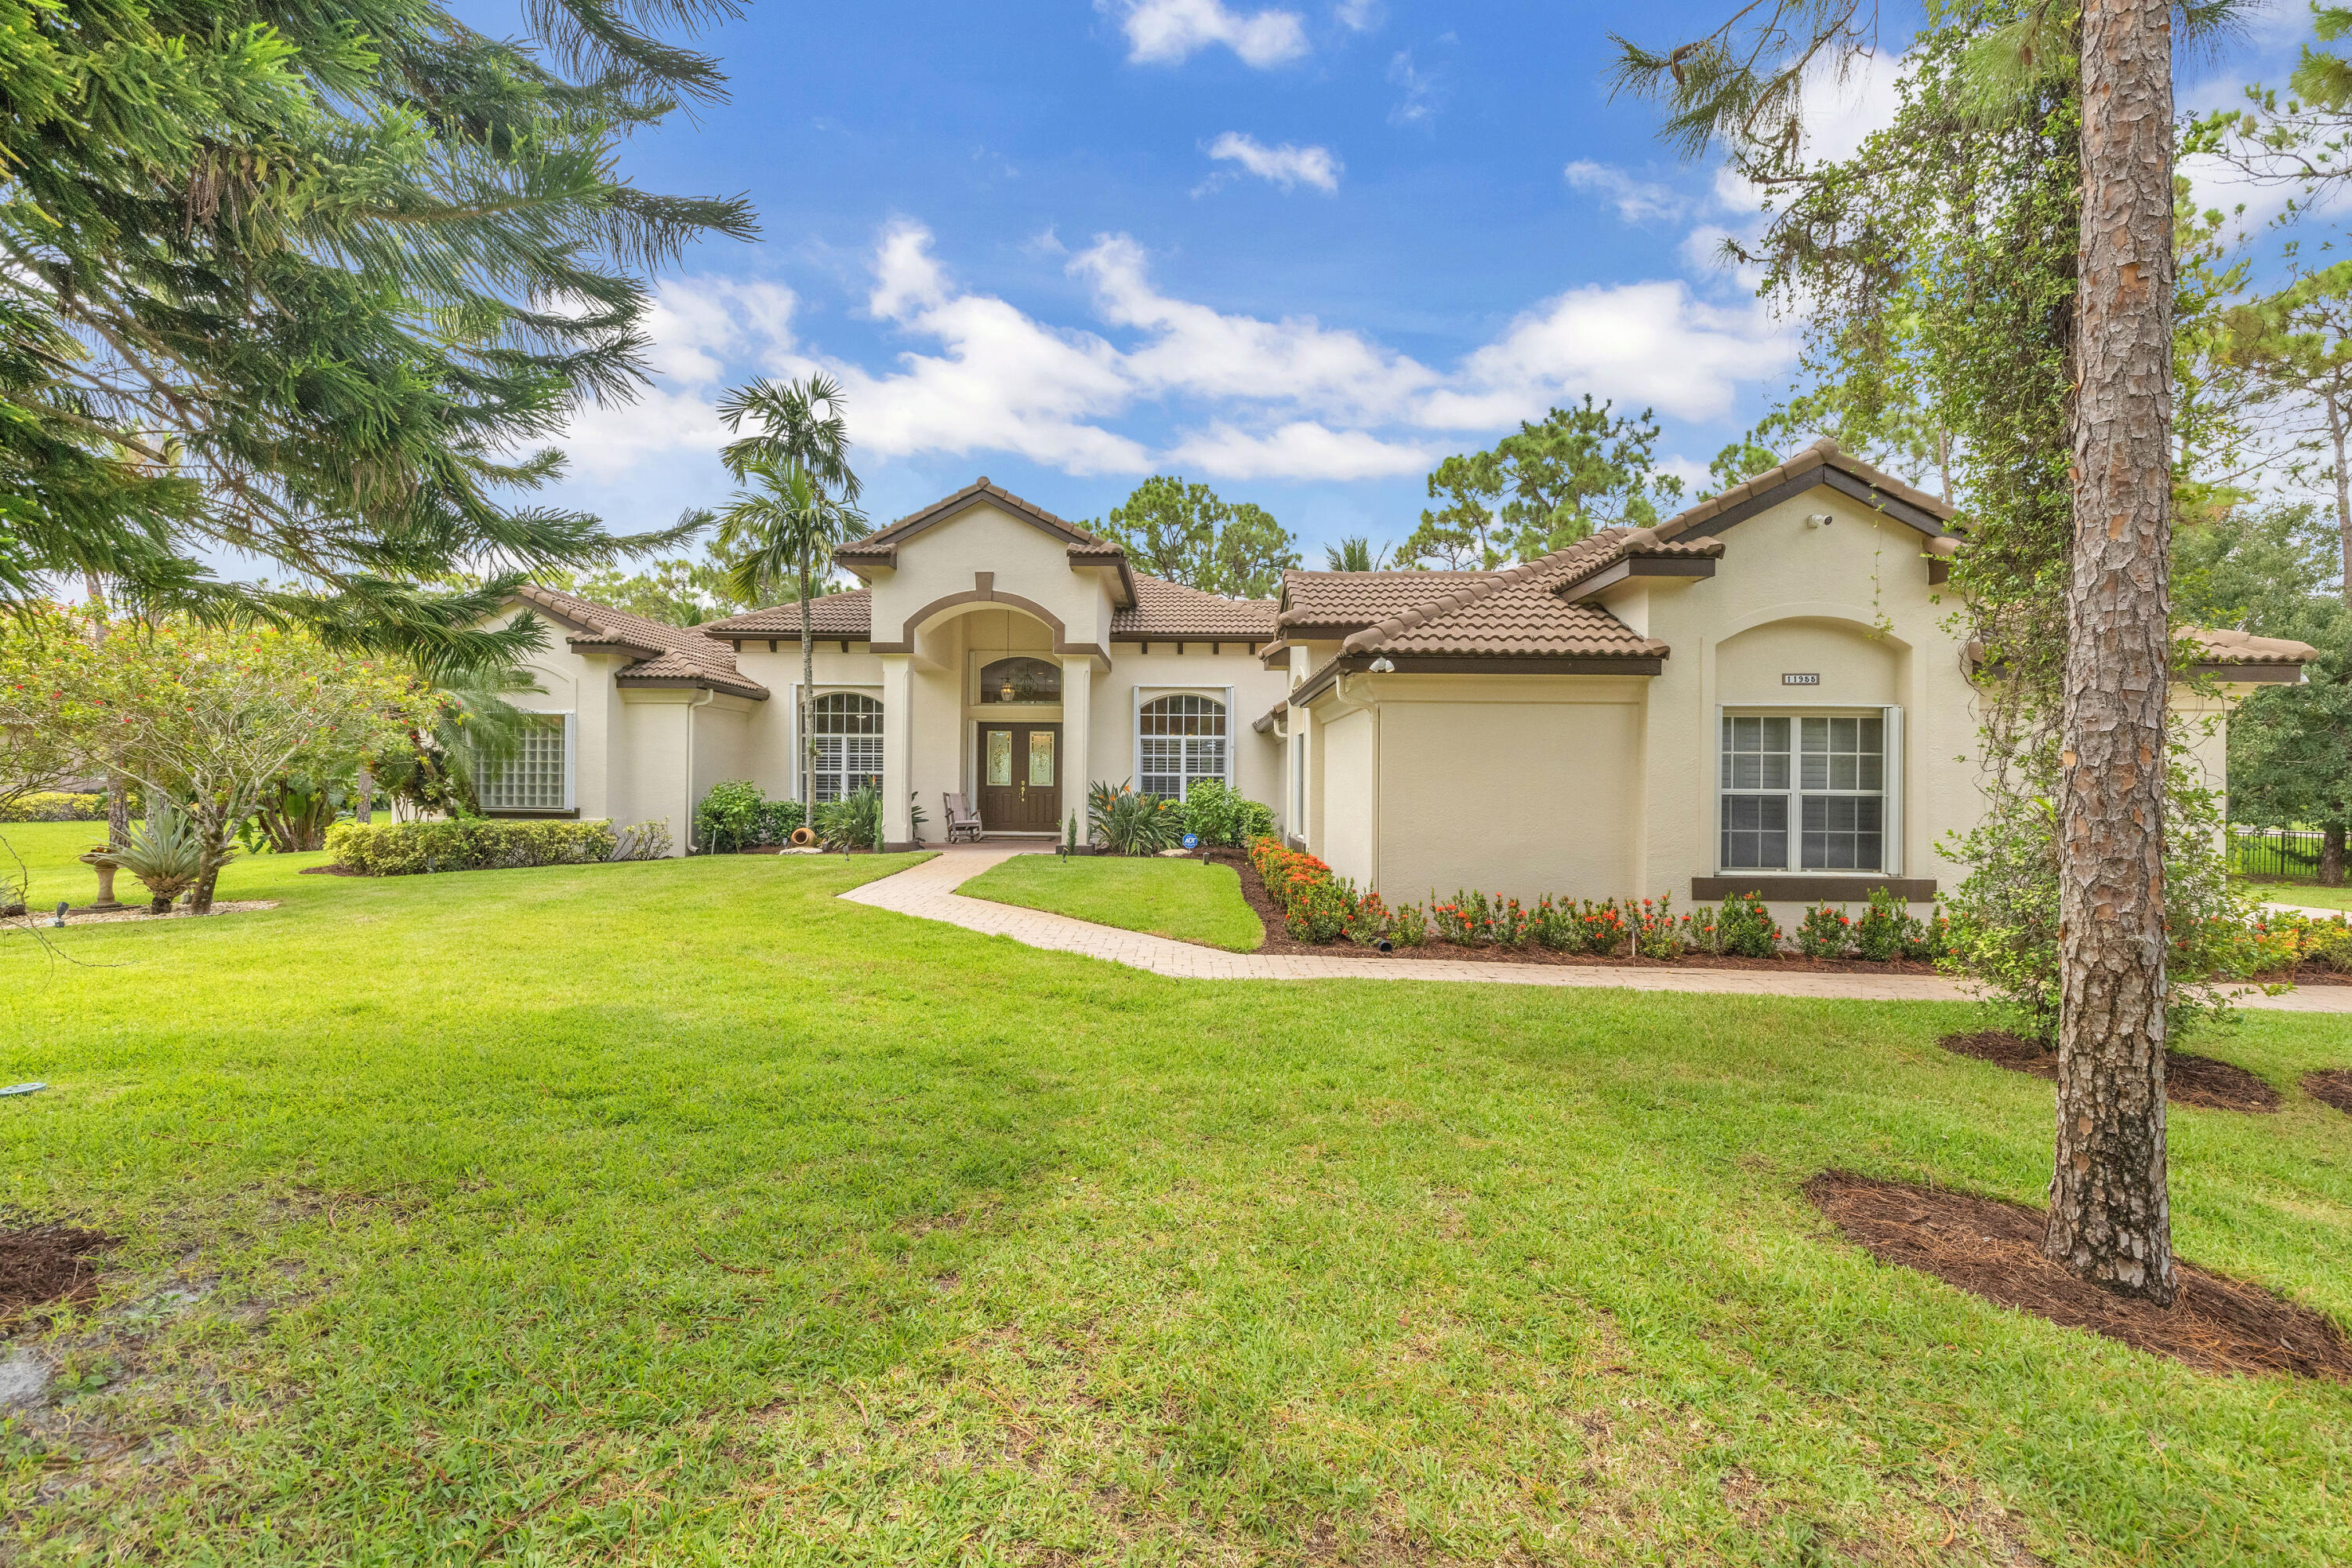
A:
[0, 1225, 112, 1316]
[1937, 1031, 2279, 1112]
[1809, 1172, 2352, 1381]
[2304, 1070, 2352, 1117]
[1212, 849, 1949, 975]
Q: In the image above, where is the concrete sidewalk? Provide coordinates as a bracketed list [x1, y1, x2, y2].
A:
[838, 846, 2352, 1011]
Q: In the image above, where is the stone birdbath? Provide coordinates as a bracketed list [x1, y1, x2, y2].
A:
[77, 846, 125, 912]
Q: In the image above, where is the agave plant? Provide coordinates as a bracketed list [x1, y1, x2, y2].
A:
[95, 803, 223, 913]
[1088, 781, 1181, 856]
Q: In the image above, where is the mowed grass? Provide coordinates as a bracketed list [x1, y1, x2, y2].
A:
[0, 841, 2348, 1563]
[956, 851, 1265, 952]
[2243, 878, 2352, 913]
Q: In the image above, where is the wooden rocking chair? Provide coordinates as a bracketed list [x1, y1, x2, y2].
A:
[943, 792, 984, 844]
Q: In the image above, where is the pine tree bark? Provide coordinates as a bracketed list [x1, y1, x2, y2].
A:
[2322, 824, 2347, 887]
[2049, 0, 2178, 1305]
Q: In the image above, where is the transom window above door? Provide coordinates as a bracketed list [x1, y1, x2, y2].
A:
[978, 656, 1061, 704]
[1719, 713, 1886, 873]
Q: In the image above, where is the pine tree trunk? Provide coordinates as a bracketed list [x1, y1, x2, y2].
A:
[2322, 825, 2347, 887]
[2048, 0, 2178, 1305]
[2331, 393, 2351, 608]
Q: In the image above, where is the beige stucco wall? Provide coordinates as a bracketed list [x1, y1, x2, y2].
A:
[864, 499, 1116, 655]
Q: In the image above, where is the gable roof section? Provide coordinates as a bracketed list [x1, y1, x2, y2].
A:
[835, 476, 1138, 605]
[699, 589, 873, 639]
[1112, 576, 1279, 641]
[1650, 437, 1956, 543]
[510, 583, 768, 699]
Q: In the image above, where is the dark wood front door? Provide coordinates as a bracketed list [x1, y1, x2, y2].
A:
[978, 724, 1062, 832]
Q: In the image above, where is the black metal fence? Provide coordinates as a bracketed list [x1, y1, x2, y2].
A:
[2229, 826, 2328, 880]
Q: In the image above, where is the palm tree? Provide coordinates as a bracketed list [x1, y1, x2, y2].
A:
[1323, 536, 1397, 572]
[713, 376, 866, 818]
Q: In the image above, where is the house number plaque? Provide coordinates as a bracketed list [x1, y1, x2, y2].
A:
[1781, 673, 1821, 686]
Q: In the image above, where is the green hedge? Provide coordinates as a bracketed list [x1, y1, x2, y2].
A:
[2, 791, 104, 822]
[326, 818, 621, 875]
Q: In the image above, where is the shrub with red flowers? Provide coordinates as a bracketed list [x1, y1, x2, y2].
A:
[1391, 900, 1428, 946]
[1247, 837, 1332, 916]
[1345, 887, 1392, 946]
[1576, 897, 1629, 956]
[1633, 895, 1686, 960]
[1711, 893, 1783, 956]
[1796, 902, 1854, 960]
[1286, 873, 1355, 943]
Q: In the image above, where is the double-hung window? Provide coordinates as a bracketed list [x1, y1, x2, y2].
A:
[1138, 695, 1226, 800]
[1719, 713, 1886, 872]
[810, 692, 883, 801]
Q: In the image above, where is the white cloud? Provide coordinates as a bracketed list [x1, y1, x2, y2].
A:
[1102, 0, 1308, 67]
[1334, 0, 1381, 31]
[561, 226, 1797, 488]
[1073, 233, 1435, 423]
[1421, 281, 1793, 428]
[1168, 421, 1432, 480]
[1204, 132, 1343, 193]
[1386, 49, 1447, 126]
[1563, 161, 1687, 224]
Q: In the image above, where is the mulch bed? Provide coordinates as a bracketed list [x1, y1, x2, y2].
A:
[1938, 1031, 2279, 1112]
[1808, 1171, 2352, 1381]
[2303, 1070, 2352, 1117]
[1213, 849, 1948, 975]
[0, 1226, 112, 1317]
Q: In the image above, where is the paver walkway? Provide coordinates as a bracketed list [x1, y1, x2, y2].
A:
[839, 844, 2350, 1009]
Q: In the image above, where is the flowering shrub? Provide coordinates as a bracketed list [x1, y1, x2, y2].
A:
[1249, 837, 1333, 914]
[1576, 898, 1629, 957]
[1286, 875, 1354, 943]
[1530, 895, 1577, 950]
[1713, 893, 1783, 957]
[1796, 903, 1853, 959]
[1634, 895, 1685, 960]
[1392, 901, 1428, 946]
[1493, 895, 1530, 948]
[1904, 906, 1954, 962]
[1345, 888, 1392, 946]
[1432, 890, 1488, 946]
[1853, 889, 1909, 962]
[2241, 909, 2352, 975]
[1, 791, 109, 822]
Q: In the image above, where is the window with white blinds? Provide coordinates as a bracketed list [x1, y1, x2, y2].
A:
[811, 692, 884, 801]
[481, 714, 569, 811]
[1138, 695, 1226, 800]
[1719, 713, 1887, 872]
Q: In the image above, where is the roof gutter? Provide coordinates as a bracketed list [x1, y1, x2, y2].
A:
[1290, 651, 1668, 707]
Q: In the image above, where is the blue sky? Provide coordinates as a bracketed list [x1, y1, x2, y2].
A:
[476, 0, 2328, 568]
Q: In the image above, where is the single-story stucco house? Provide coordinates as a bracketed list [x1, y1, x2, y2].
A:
[481, 440, 2313, 917]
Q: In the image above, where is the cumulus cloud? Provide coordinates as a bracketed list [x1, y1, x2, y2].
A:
[1421, 281, 1793, 428]
[1563, 161, 1688, 224]
[1334, 0, 1381, 30]
[1102, 0, 1308, 67]
[1203, 132, 1343, 193]
[1072, 233, 1434, 422]
[562, 224, 1795, 486]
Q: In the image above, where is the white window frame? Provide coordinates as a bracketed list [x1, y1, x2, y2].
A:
[1131, 685, 1233, 801]
[788, 683, 884, 803]
[481, 711, 574, 813]
[1713, 704, 1904, 877]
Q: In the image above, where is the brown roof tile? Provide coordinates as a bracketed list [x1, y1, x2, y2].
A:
[838, 476, 1118, 561]
[1112, 575, 1279, 640]
[2187, 626, 2318, 666]
[699, 590, 873, 638]
[1279, 568, 1487, 630]
[511, 583, 769, 699]
[1647, 437, 1955, 541]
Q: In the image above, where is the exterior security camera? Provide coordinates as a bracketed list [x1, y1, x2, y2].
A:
[1803, 512, 1835, 528]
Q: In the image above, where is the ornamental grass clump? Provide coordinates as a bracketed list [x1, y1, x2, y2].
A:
[1796, 903, 1853, 960]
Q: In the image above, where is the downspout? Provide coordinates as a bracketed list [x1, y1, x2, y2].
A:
[1336, 670, 1383, 894]
[684, 686, 715, 853]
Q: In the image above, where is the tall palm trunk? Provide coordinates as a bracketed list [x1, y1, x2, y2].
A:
[800, 542, 816, 820]
[2047, 0, 2177, 1304]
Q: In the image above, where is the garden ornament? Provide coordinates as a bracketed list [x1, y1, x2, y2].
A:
[77, 847, 124, 911]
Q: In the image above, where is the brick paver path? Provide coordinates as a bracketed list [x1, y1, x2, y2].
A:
[837, 845, 2351, 1010]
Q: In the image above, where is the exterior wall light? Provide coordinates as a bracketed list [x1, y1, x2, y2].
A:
[1368, 655, 1396, 673]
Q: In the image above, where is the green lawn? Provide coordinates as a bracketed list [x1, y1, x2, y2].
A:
[2, 840, 2350, 1563]
[2245, 879, 2352, 913]
[956, 850, 1265, 952]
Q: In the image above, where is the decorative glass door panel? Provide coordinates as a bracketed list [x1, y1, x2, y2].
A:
[979, 724, 1060, 832]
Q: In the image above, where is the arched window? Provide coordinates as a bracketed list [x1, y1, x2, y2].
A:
[978, 655, 1062, 705]
[1139, 695, 1225, 801]
[810, 692, 883, 802]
